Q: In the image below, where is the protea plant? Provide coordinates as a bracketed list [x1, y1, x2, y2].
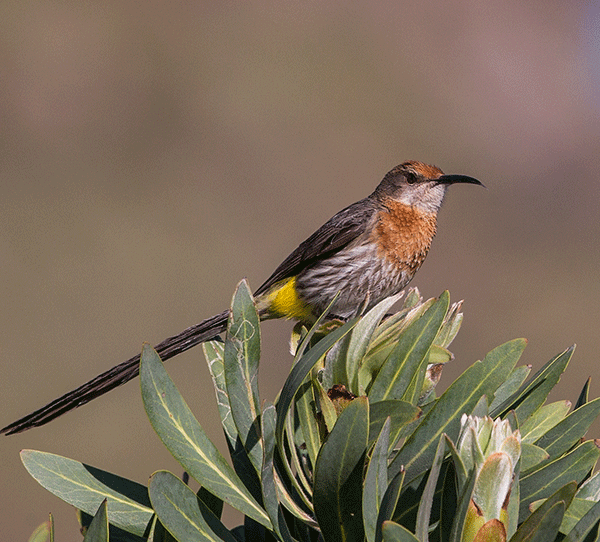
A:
[21, 282, 600, 542]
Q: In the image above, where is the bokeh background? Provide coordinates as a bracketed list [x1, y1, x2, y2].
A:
[1, 1, 599, 540]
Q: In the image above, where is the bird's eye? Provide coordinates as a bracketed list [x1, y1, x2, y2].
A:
[405, 172, 417, 184]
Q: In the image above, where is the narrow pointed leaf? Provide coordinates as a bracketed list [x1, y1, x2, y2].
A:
[426, 345, 454, 365]
[445, 434, 468, 493]
[347, 292, 405, 393]
[275, 317, 358, 449]
[204, 339, 260, 507]
[559, 498, 596, 534]
[416, 435, 447, 542]
[506, 464, 520, 539]
[369, 400, 421, 452]
[203, 340, 238, 449]
[359, 299, 433, 393]
[381, 521, 420, 542]
[21, 450, 153, 537]
[440, 461, 458, 542]
[491, 346, 573, 420]
[471, 394, 489, 419]
[520, 441, 600, 518]
[520, 400, 571, 443]
[313, 378, 338, 432]
[489, 365, 531, 413]
[314, 396, 369, 542]
[149, 471, 238, 542]
[564, 499, 600, 542]
[224, 279, 263, 471]
[295, 377, 321, 467]
[83, 500, 108, 542]
[376, 470, 406, 542]
[520, 443, 550, 472]
[449, 468, 477, 542]
[140, 344, 271, 528]
[364, 418, 392, 542]
[579, 471, 600, 500]
[390, 339, 526, 482]
[260, 402, 295, 542]
[534, 397, 600, 460]
[369, 291, 449, 403]
[575, 378, 592, 410]
[511, 482, 576, 542]
[515, 347, 574, 423]
[434, 300, 463, 348]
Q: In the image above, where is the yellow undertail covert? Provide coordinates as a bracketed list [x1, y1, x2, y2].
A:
[266, 277, 314, 320]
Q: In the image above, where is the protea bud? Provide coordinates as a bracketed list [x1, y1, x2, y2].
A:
[457, 415, 521, 542]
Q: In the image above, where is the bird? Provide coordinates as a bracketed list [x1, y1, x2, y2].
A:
[1, 160, 483, 435]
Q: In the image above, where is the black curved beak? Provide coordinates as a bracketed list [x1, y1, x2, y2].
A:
[438, 174, 485, 188]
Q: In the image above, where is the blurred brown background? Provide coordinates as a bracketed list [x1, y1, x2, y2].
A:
[1, 1, 599, 540]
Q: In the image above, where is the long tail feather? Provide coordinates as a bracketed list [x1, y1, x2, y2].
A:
[1, 310, 229, 435]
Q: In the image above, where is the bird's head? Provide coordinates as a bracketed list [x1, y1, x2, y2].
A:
[374, 160, 484, 213]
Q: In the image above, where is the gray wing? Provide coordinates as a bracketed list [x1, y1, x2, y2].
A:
[254, 197, 378, 296]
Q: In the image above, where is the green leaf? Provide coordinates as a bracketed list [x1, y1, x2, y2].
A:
[360, 299, 435, 392]
[389, 338, 526, 483]
[376, 470, 406, 542]
[313, 378, 338, 432]
[489, 365, 531, 413]
[445, 434, 468, 493]
[564, 499, 600, 542]
[426, 345, 454, 365]
[204, 339, 260, 509]
[364, 418, 392, 542]
[440, 461, 458, 542]
[368, 291, 449, 404]
[368, 400, 421, 453]
[492, 346, 573, 421]
[295, 376, 321, 467]
[203, 340, 238, 449]
[83, 500, 108, 542]
[579, 471, 600, 500]
[21, 450, 153, 538]
[449, 468, 478, 542]
[260, 402, 295, 542]
[381, 521, 420, 542]
[140, 344, 271, 528]
[506, 465, 520, 539]
[520, 441, 600, 518]
[520, 400, 571, 444]
[434, 300, 463, 348]
[534, 397, 600, 460]
[275, 317, 358, 451]
[561, 498, 597, 535]
[515, 346, 574, 423]
[471, 394, 489, 419]
[314, 396, 369, 542]
[575, 378, 592, 410]
[510, 482, 577, 542]
[520, 443, 550, 472]
[149, 471, 238, 542]
[346, 292, 405, 394]
[415, 436, 446, 542]
[224, 279, 263, 472]
[517, 502, 565, 542]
